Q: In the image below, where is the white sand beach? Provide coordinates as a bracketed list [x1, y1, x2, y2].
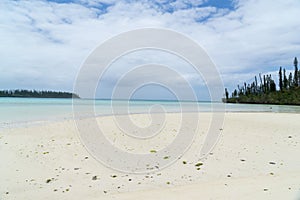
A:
[0, 112, 300, 200]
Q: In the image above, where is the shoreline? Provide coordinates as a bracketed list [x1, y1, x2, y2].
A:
[1, 112, 300, 199]
[224, 100, 300, 106]
[2, 109, 300, 131]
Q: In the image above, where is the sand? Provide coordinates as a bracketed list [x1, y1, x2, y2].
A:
[0, 112, 300, 199]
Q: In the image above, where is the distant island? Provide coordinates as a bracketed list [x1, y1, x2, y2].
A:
[223, 57, 300, 105]
[0, 89, 80, 99]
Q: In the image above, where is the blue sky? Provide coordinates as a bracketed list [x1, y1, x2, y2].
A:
[0, 0, 300, 100]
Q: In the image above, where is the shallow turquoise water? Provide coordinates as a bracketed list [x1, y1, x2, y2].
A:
[1, 98, 300, 128]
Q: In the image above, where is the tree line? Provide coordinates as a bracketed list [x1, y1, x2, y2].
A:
[224, 57, 300, 105]
[0, 89, 80, 98]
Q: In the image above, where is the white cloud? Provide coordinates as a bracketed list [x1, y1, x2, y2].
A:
[0, 0, 300, 99]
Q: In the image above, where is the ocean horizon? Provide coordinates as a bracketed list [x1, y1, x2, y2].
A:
[1, 97, 300, 129]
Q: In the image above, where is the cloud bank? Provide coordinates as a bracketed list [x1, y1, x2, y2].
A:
[0, 0, 299, 100]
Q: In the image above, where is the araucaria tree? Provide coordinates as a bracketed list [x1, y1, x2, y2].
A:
[225, 88, 229, 100]
[279, 67, 283, 91]
[288, 72, 293, 88]
[283, 68, 288, 89]
[224, 57, 300, 105]
[294, 57, 298, 87]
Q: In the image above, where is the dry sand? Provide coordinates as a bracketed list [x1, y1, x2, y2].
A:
[0, 112, 300, 199]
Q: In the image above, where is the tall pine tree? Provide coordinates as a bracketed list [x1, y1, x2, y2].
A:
[283, 68, 288, 89]
[288, 72, 293, 88]
[294, 57, 298, 87]
[279, 67, 283, 91]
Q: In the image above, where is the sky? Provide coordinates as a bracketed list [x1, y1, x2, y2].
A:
[0, 0, 300, 100]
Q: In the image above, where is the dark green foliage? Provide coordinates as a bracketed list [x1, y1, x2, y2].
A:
[270, 79, 276, 92]
[279, 67, 283, 91]
[283, 69, 288, 89]
[224, 57, 300, 105]
[225, 88, 229, 100]
[232, 89, 237, 97]
[294, 57, 298, 87]
[263, 75, 266, 93]
[0, 89, 79, 98]
[226, 88, 300, 105]
[288, 72, 293, 88]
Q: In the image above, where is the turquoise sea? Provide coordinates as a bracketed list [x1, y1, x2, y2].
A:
[1, 98, 300, 129]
